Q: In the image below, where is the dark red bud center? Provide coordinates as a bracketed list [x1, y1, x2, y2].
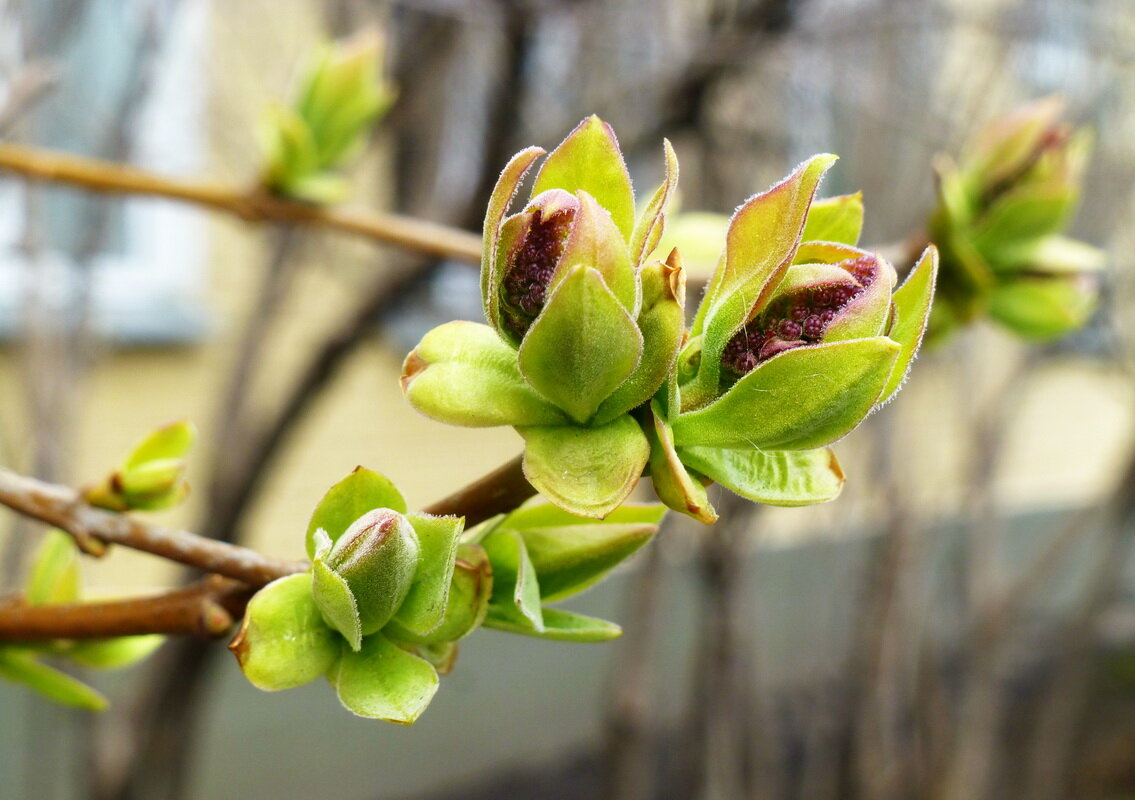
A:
[501, 207, 576, 339]
[720, 255, 879, 386]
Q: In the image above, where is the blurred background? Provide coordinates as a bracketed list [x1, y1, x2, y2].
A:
[1, 0, 1134, 798]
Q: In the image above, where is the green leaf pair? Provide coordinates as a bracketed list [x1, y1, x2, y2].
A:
[260, 30, 395, 203]
[233, 468, 467, 723]
[0, 531, 164, 711]
[403, 116, 684, 518]
[652, 157, 937, 522]
[83, 421, 196, 513]
[232, 468, 666, 724]
[928, 97, 1103, 342]
[468, 501, 665, 642]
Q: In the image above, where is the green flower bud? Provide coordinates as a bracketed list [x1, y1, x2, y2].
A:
[312, 509, 420, 648]
[929, 97, 1102, 341]
[261, 29, 394, 203]
[83, 421, 196, 513]
[403, 116, 683, 517]
[651, 157, 937, 519]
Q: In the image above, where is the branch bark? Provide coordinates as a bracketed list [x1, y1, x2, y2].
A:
[0, 577, 254, 640]
[0, 456, 533, 640]
[0, 467, 307, 586]
[0, 142, 483, 262]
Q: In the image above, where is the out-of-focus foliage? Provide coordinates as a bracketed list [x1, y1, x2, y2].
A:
[929, 98, 1104, 342]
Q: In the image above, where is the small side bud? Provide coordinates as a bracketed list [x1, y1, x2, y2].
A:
[315, 509, 420, 638]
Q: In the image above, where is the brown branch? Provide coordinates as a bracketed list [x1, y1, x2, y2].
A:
[0, 142, 483, 262]
[0, 467, 307, 587]
[422, 454, 533, 526]
[0, 576, 254, 640]
[0, 454, 534, 640]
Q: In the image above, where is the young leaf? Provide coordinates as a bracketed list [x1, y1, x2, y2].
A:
[482, 146, 547, 330]
[123, 421, 197, 468]
[312, 557, 363, 651]
[531, 115, 636, 240]
[26, 530, 81, 606]
[517, 266, 643, 425]
[390, 513, 464, 637]
[594, 253, 686, 424]
[516, 520, 655, 601]
[229, 573, 341, 691]
[989, 276, 1096, 340]
[333, 634, 439, 724]
[630, 138, 679, 263]
[880, 246, 938, 403]
[497, 501, 667, 533]
[401, 320, 568, 428]
[518, 415, 650, 519]
[554, 191, 636, 312]
[672, 338, 900, 451]
[483, 606, 622, 643]
[67, 636, 165, 670]
[690, 155, 838, 400]
[800, 192, 864, 247]
[305, 467, 406, 558]
[0, 649, 108, 711]
[646, 403, 717, 524]
[482, 529, 543, 631]
[678, 446, 845, 506]
[388, 543, 493, 645]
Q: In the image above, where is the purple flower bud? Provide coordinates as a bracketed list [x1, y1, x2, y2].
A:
[719, 254, 883, 385]
[499, 190, 579, 340]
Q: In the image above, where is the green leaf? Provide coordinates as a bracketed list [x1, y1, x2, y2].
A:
[483, 147, 547, 330]
[390, 514, 464, 637]
[0, 649, 108, 711]
[388, 542, 493, 645]
[497, 501, 668, 532]
[333, 634, 439, 723]
[880, 246, 938, 403]
[531, 115, 636, 240]
[989, 276, 1096, 340]
[518, 266, 642, 424]
[123, 421, 197, 468]
[595, 255, 686, 424]
[514, 518, 656, 602]
[26, 530, 80, 606]
[67, 636, 165, 670]
[518, 415, 650, 519]
[312, 551, 364, 651]
[402, 321, 569, 429]
[646, 402, 717, 523]
[971, 185, 1074, 265]
[554, 191, 636, 312]
[678, 446, 844, 506]
[1024, 235, 1106, 275]
[482, 529, 543, 631]
[963, 96, 1065, 191]
[630, 138, 679, 264]
[229, 573, 341, 691]
[672, 338, 900, 451]
[305, 467, 406, 558]
[483, 606, 622, 642]
[690, 155, 838, 404]
[801, 192, 864, 247]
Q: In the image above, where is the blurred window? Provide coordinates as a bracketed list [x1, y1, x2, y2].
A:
[0, 1, 207, 344]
